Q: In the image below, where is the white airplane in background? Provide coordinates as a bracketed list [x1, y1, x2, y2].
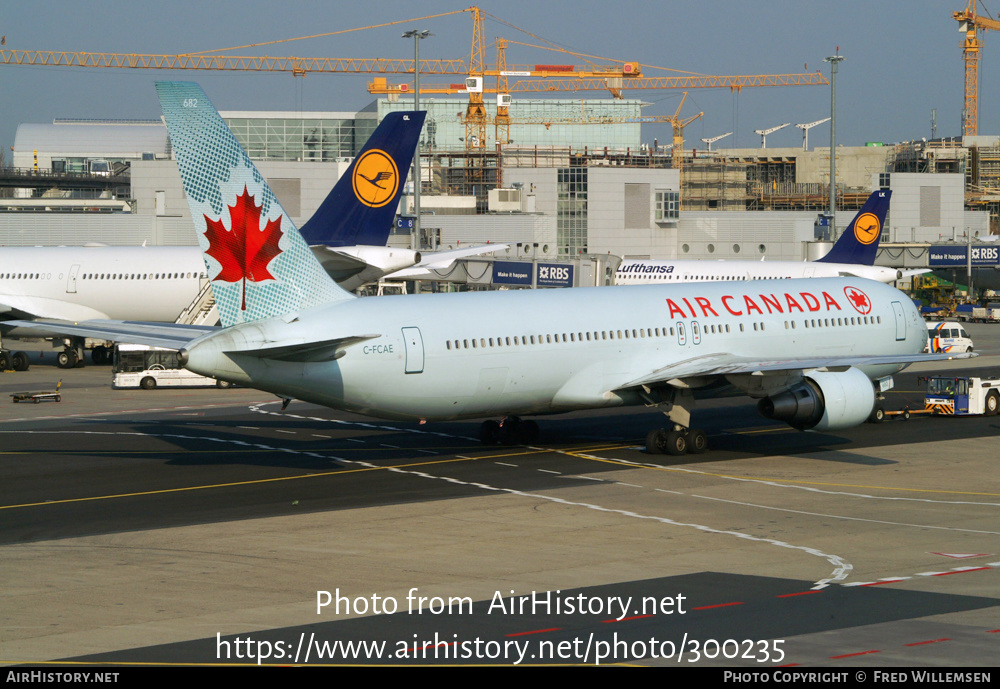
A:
[0, 246, 208, 369]
[615, 190, 927, 286]
[7, 82, 970, 456]
[0, 111, 502, 370]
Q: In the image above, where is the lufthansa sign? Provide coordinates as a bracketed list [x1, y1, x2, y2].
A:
[928, 245, 1000, 267]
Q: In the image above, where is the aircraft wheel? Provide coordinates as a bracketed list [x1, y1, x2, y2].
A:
[664, 430, 688, 456]
[645, 428, 667, 454]
[140, 376, 157, 390]
[868, 405, 885, 424]
[216, 380, 232, 389]
[11, 351, 29, 371]
[985, 391, 1000, 417]
[479, 420, 500, 445]
[56, 351, 71, 369]
[92, 346, 108, 365]
[0, 352, 11, 371]
[687, 429, 708, 454]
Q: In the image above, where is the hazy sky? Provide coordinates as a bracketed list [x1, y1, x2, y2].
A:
[0, 1, 991, 158]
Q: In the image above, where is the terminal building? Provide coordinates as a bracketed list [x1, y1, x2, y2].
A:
[1, 97, 996, 288]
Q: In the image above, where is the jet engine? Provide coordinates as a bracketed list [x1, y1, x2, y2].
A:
[757, 368, 875, 431]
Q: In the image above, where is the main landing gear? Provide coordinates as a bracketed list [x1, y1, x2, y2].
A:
[480, 416, 540, 445]
[0, 349, 30, 371]
[56, 338, 87, 369]
[641, 386, 708, 456]
[645, 426, 708, 456]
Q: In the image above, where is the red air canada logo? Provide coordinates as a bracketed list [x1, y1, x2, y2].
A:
[203, 186, 284, 311]
[844, 286, 872, 315]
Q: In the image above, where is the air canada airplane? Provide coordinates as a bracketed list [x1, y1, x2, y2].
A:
[6, 82, 971, 456]
[0, 110, 501, 370]
[614, 189, 927, 286]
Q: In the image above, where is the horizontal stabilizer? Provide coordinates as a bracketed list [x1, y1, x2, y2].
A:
[389, 243, 510, 279]
[225, 334, 380, 363]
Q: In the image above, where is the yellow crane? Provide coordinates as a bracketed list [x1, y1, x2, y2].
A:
[954, 1, 1000, 136]
[2, 6, 825, 155]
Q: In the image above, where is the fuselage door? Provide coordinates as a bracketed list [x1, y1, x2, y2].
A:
[691, 320, 702, 345]
[891, 301, 906, 341]
[676, 322, 687, 346]
[401, 326, 424, 374]
[67, 264, 80, 294]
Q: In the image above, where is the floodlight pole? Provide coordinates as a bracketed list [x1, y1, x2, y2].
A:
[824, 52, 845, 219]
[403, 29, 432, 254]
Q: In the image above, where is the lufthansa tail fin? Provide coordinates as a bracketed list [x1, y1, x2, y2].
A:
[155, 82, 354, 328]
[300, 111, 426, 247]
[817, 189, 891, 265]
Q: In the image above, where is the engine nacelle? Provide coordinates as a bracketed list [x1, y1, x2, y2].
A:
[757, 368, 875, 431]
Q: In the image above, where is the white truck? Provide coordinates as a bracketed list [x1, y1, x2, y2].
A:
[971, 302, 1000, 323]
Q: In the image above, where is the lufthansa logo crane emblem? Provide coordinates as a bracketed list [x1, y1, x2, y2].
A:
[352, 149, 399, 208]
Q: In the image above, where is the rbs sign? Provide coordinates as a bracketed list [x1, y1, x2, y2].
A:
[929, 245, 1000, 267]
[537, 263, 574, 287]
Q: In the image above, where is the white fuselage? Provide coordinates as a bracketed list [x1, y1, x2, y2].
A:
[0, 246, 207, 325]
[615, 259, 903, 285]
[185, 278, 927, 422]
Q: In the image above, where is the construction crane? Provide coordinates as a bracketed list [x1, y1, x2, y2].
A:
[954, 1, 1000, 136]
[754, 123, 790, 148]
[795, 117, 830, 150]
[701, 132, 733, 151]
[1, 6, 827, 154]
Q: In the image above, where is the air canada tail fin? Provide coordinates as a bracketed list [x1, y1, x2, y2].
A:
[817, 189, 891, 265]
[155, 82, 354, 328]
[300, 111, 426, 247]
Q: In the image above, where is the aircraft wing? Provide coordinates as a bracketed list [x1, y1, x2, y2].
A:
[619, 350, 977, 389]
[0, 319, 215, 350]
[899, 268, 932, 278]
[0, 295, 110, 322]
[388, 244, 510, 279]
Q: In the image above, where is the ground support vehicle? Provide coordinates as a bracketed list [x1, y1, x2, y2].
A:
[921, 375, 1000, 416]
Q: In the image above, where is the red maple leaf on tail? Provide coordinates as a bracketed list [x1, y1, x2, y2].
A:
[203, 186, 284, 310]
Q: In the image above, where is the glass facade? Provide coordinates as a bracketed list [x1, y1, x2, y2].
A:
[558, 167, 588, 256]
[222, 115, 377, 162]
[379, 98, 643, 152]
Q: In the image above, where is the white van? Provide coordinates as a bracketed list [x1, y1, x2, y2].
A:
[925, 321, 975, 354]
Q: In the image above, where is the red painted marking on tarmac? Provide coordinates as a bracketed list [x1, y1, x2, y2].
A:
[930, 552, 989, 559]
[931, 567, 990, 576]
[603, 614, 653, 623]
[987, 629, 1000, 633]
[776, 591, 821, 598]
[692, 602, 744, 610]
[830, 649, 880, 659]
[859, 579, 906, 587]
[506, 628, 560, 637]
[904, 638, 951, 647]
